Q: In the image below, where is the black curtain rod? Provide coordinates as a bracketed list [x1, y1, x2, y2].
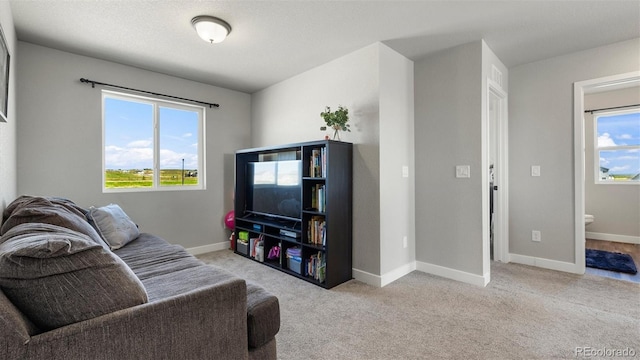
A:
[80, 78, 220, 108]
[584, 103, 639, 114]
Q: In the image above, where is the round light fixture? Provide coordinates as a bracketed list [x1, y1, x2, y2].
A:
[191, 15, 232, 44]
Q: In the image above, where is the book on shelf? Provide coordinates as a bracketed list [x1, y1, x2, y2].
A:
[310, 184, 325, 212]
[305, 251, 326, 283]
[307, 215, 326, 246]
[309, 147, 326, 178]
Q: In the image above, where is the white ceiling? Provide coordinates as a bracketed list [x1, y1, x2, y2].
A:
[9, 0, 640, 94]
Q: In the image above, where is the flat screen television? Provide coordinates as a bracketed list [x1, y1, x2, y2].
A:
[247, 160, 302, 221]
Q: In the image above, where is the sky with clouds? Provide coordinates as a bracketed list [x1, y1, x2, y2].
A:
[597, 111, 640, 176]
[104, 97, 199, 170]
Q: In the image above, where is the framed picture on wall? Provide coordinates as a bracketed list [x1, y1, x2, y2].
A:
[0, 23, 9, 123]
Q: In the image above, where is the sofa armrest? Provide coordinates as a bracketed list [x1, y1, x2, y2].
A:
[24, 277, 248, 360]
[0, 289, 40, 359]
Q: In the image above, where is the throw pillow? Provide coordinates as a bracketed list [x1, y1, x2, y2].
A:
[2, 195, 88, 223]
[0, 196, 106, 249]
[87, 204, 140, 250]
[0, 223, 148, 331]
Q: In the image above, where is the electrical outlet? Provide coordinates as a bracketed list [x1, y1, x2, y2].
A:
[402, 166, 409, 178]
[532, 230, 541, 242]
[403, 236, 407, 248]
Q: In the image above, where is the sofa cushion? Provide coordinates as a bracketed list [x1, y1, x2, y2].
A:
[114, 233, 203, 281]
[0, 223, 148, 331]
[0, 196, 106, 248]
[140, 264, 244, 302]
[86, 204, 139, 250]
[246, 282, 280, 349]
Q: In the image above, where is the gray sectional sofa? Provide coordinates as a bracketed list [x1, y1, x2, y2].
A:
[0, 196, 279, 359]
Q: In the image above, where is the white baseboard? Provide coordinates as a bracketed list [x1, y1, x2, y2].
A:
[352, 268, 383, 287]
[186, 242, 229, 255]
[586, 231, 640, 245]
[415, 261, 489, 287]
[509, 253, 580, 274]
[381, 262, 417, 287]
[352, 261, 417, 287]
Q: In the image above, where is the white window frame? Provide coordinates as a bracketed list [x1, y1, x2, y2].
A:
[102, 90, 206, 192]
[593, 107, 639, 185]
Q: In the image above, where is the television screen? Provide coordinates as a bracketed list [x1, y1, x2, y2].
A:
[248, 160, 302, 220]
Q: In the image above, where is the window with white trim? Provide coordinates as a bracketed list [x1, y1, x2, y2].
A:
[102, 90, 205, 192]
[594, 108, 640, 184]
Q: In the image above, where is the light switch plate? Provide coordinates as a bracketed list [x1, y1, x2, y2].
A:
[531, 165, 541, 177]
[456, 165, 470, 178]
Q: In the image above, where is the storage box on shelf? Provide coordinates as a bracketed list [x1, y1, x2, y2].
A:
[234, 140, 352, 289]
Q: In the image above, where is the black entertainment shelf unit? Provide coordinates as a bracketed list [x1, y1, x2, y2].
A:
[234, 140, 353, 289]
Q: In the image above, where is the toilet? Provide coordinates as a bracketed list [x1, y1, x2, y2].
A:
[585, 214, 595, 226]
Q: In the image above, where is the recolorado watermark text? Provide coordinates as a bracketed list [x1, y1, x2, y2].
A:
[575, 347, 636, 358]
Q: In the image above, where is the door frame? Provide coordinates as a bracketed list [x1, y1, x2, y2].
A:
[489, 80, 509, 263]
[483, 78, 509, 282]
[572, 71, 640, 274]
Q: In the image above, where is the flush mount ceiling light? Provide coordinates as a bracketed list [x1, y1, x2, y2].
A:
[191, 15, 232, 44]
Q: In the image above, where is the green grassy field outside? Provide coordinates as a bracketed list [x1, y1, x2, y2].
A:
[105, 169, 198, 188]
[610, 174, 636, 181]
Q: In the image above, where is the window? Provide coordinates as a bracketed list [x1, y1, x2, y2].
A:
[102, 91, 205, 191]
[594, 108, 640, 184]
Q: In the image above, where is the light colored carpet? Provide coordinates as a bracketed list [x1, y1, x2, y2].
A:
[197, 250, 640, 360]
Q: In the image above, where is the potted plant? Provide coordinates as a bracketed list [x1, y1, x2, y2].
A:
[320, 105, 350, 140]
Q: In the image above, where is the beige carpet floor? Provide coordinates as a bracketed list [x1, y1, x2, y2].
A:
[197, 250, 640, 360]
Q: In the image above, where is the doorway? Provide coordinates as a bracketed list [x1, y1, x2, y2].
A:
[573, 71, 640, 275]
[484, 78, 509, 279]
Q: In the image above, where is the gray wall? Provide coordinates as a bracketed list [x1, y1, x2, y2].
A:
[252, 43, 416, 280]
[584, 86, 640, 238]
[379, 44, 415, 276]
[0, 3, 17, 214]
[16, 42, 251, 249]
[414, 41, 484, 276]
[509, 38, 640, 263]
[252, 43, 382, 276]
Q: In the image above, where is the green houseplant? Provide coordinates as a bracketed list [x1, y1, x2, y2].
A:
[320, 105, 350, 140]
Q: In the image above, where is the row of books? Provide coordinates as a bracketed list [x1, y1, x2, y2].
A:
[307, 215, 326, 246]
[310, 184, 326, 212]
[309, 147, 326, 178]
[305, 251, 326, 283]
